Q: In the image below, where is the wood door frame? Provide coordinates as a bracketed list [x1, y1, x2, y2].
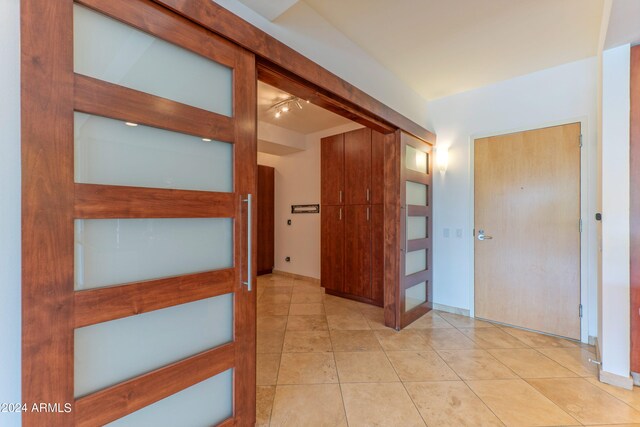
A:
[469, 118, 589, 342]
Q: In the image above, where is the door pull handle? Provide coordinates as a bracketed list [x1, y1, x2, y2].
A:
[477, 229, 493, 241]
[242, 194, 252, 291]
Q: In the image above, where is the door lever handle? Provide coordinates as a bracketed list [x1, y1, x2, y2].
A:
[477, 229, 493, 241]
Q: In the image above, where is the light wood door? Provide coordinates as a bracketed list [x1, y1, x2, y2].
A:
[22, 1, 256, 425]
[474, 123, 581, 339]
[345, 128, 372, 205]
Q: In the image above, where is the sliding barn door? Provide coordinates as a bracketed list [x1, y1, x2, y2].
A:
[22, 0, 256, 425]
[398, 133, 433, 328]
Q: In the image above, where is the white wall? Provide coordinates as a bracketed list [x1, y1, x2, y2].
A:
[600, 44, 631, 381]
[426, 57, 599, 342]
[257, 122, 362, 279]
[212, 0, 430, 129]
[0, 0, 21, 426]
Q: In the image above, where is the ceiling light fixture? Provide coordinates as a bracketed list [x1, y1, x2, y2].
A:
[269, 96, 307, 119]
[202, 138, 212, 142]
[125, 122, 138, 127]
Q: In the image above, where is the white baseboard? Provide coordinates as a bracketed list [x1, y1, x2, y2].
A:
[588, 335, 597, 346]
[599, 368, 634, 390]
[432, 303, 470, 317]
[271, 270, 320, 284]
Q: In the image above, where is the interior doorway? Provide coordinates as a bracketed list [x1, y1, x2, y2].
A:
[473, 123, 582, 340]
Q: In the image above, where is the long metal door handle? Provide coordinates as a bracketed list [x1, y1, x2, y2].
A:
[339, 190, 342, 203]
[242, 194, 252, 291]
[366, 207, 370, 221]
[339, 207, 342, 221]
[366, 188, 370, 201]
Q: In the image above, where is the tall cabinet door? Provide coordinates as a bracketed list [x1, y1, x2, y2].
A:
[371, 205, 384, 304]
[344, 205, 372, 299]
[321, 206, 345, 292]
[345, 128, 372, 205]
[321, 134, 344, 205]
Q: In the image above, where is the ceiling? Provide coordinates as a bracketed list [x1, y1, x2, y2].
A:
[258, 81, 352, 134]
[243, 0, 605, 101]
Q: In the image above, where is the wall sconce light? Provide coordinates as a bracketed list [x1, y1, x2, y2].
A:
[435, 146, 449, 174]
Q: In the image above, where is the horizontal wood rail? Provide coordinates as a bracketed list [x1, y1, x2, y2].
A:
[75, 184, 236, 218]
[258, 62, 395, 134]
[218, 417, 236, 427]
[405, 269, 430, 288]
[74, 75, 235, 142]
[74, 268, 235, 328]
[406, 169, 430, 185]
[407, 205, 430, 217]
[152, 0, 436, 143]
[75, 343, 235, 427]
[407, 238, 430, 252]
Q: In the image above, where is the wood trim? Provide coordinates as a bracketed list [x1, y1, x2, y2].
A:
[75, 184, 236, 218]
[384, 131, 401, 329]
[151, 0, 436, 143]
[258, 63, 395, 134]
[400, 304, 431, 329]
[405, 269, 430, 288]
[405, 169, 430, 185]
[631, 45, 640, 373]
[75, 343, 235, 427]
[75, 74, 235, 142]
[232, 48, 257, 426]
[408, 238, 430, 252]
[76, 0, 238, 68]
[408, 205, 430, 217]
[74, 269, 235, 328]
[218, 418, 236, 427]
[21, 0, 75, 425]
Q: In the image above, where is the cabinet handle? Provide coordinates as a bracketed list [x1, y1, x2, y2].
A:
[366, 188, 370, 201]
[367, 207, 370, 221]
[339, 190, 343, 203]
[339, 207, 342, 220]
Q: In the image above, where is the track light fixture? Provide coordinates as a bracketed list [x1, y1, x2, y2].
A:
[270, 96, 307, 118]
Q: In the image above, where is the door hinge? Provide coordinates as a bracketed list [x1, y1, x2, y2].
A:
[579, 134, 583, 148]
[579, 218, 582, 233]
[579, 304, 583, 318]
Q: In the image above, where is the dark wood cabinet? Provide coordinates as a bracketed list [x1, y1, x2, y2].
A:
[344, 205, 372, 299]
[320, 133, 344, 205]
[257, 165, 275, 276]
[321, 128, 385, 306]
[344, 128, 371, 205]
[321, 205, 344, 293]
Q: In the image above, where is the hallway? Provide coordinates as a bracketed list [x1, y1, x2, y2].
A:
[256, 274, 640, 426]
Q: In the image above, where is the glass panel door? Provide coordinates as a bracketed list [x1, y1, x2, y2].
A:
[399, 132, 433, 328]
[21, 1, 256, 426]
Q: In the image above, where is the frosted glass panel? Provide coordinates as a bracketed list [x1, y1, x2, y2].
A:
[407, 217, 427, 240]
[405, 282, 427, 312]
[74, 113, 233, 192]
[75, 295, 233, 397]
[405, 249, 426, 276]
[107, 370, 233, 427]
[75, 218, 233, 290]
[406, 181, 427, 206]
[406, 145, 427, 174]
[74, 4, 232, 116]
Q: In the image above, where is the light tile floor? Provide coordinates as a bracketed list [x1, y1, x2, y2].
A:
[256, 274, 640, 427]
